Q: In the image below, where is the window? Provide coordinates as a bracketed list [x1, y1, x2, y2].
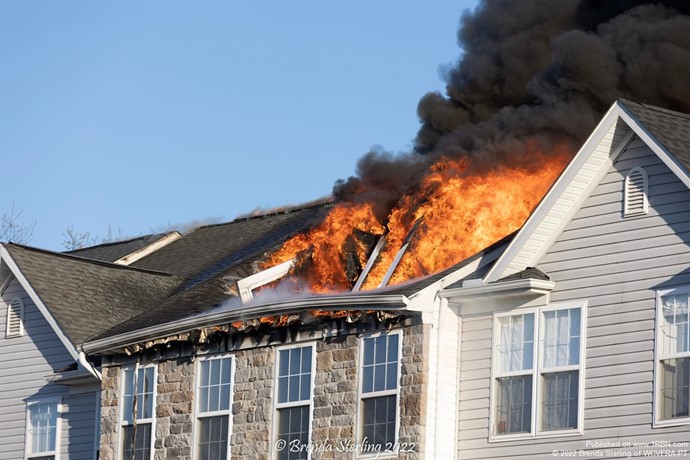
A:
[6, 296, 24, 337]
[492, 305, 584, 438]
[656, 289, 690, 424]
[359, 332, 400, 452]
[120, 365, 155, 460]
[624, 167, 648, 216]
[26, 398, 60, 459]
[196, 356, 233, 460]
[274, 345, 314, 460]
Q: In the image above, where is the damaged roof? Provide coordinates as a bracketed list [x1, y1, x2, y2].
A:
[80, 203, 334, 341]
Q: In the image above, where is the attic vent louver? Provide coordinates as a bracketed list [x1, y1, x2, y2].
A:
[6, 297, 24, 338]
[624, 167, 648, 217]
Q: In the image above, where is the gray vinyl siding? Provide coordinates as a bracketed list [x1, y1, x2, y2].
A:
[0, 277, 99, 460]
[458, 137, 690, 459]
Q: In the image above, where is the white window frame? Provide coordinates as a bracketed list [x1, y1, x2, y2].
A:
[6, 296, 24, 338]
[272, 342, 316, 460]
[356, 330, 403, 457]
[193, 354, 234, 460]
[118, 363, 156, 460]
[25, 396, 62, 460]
[654, 286, 690, 428]
[489, 302, 586, 441]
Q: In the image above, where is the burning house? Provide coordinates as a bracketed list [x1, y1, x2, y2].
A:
[74, 99, 690, 459]
[1, 1, 690, 459]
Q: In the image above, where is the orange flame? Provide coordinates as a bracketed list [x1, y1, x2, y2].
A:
[264, 145, 571, 293]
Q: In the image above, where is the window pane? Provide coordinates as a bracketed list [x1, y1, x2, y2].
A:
[300, 374, 310, 401]
[210, 359, 221, 386]
[198, 416, 228, 460]
[278, 346, 312, 404]
[387, 334, 399, 362]
[289, 375, 300, 402]
[363, 338, 374, 366]
[543, 309, 580, 368]
[279, 350, 290, 377]
[361, 334, 399, 394]
[28, 402, 58, 455]
[277, 407, 310, 460]
[661, 357, 690, 419]
[290, 348, 301, 374]
[199, 358, 232, 414]
[301, 347, 312, 373]
[498, 314, 534, 372]
[661, 294, 690, 354]
[495, 376, 532, 434]
[542, 371, 579, 430]
[278, 376, 289, 404]
[361, 395, 396, 450]
[122, 423, 151, 460]
[362, 366, 373, 393]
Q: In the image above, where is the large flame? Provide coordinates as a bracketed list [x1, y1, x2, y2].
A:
[264, 145, 570, 293]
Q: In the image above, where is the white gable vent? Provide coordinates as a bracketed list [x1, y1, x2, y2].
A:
[624, 167, 648, 217]
[6, 297, 24, 338]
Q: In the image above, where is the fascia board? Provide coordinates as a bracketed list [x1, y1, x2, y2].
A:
[483, 103, 627, 283]
[0, 245, 80, 361]
[439, 278, 556, 301]
[83, 293, 410, 354]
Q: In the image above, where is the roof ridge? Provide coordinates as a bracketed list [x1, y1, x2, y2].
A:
[63, 232, 169, 254]
[4, 242, 178, 277]
[197, 199, 335, 231]
[620, 98, 690, 121]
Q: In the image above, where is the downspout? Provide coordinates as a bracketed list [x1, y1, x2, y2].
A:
[78, 349, 102, 380]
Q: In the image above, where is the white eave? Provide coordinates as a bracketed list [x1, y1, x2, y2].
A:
[484, 99, 690, 283]
[439, 278, 555, 316]
[44, 368, 98, 386]
[83, 293, 410, 355]
[439, 278, 556, 301]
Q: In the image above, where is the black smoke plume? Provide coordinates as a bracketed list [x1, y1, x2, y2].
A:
[334, 0, 690, 220]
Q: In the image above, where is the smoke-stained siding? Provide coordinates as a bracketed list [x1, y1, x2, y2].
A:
[457, 137, 690, 458]
[0, 277, 99, 460]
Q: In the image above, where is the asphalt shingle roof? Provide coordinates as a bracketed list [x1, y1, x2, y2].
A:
[620, 99, 690, 171]
[4, 243, 183, 345]
[65, 233, 174, 263]
[91, 203, 333, 340]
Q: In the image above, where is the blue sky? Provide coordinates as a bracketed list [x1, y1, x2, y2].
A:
[0, 0, 478, 251]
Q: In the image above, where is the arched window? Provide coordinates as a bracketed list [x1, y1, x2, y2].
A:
[6, 297, 24, 337]
[624, 167, 648, 217]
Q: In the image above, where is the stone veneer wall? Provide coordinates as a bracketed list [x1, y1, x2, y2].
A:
[99, 322, 429, 460]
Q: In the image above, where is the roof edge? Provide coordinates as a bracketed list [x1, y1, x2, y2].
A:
[83, 293, 409, 355]
[0, 245, 80, 361]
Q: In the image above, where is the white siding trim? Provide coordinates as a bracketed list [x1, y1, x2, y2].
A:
[0, 246, 79, 361]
